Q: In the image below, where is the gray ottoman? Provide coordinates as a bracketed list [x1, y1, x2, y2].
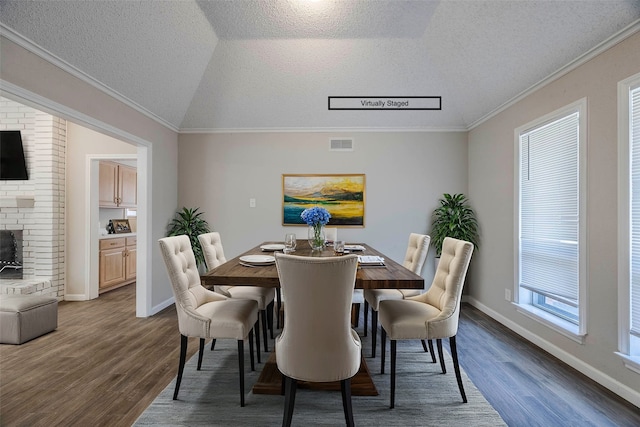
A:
[0, 294, 58, 344]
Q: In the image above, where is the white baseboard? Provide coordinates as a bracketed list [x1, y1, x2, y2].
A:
[465, 296, 640, 408]
[150, 296, 175, 316]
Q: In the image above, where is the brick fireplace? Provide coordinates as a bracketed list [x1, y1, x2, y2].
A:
[0, 97, 65, 297]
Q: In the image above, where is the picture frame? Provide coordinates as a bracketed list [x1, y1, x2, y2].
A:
[111, 219, 132, 234]
[282, 174, 365, 226]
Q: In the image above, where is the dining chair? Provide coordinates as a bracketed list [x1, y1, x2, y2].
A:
[275, 253, 361, 427]
[324, 227, 365, 329]
[198, 232, 276, 357]
[158, 235, 259, 407]
[363, 233, 430, 357]
[378, 237, 474, 408]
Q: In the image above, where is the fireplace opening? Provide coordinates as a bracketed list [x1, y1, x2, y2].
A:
[0, 230, 23, 279]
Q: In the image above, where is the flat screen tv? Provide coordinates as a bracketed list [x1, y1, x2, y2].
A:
[0, 130, 29, 180]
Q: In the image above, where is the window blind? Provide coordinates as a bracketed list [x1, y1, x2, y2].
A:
[631, 85, 640, 337]
[520, 112, 579, 306]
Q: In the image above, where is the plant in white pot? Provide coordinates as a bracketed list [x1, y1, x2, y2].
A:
[430, 193, 479, 267]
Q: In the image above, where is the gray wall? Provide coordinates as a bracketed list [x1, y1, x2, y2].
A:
[468, 32, 640, 402]
[178, 131, 468, 283]
[1, 35, 179, 314]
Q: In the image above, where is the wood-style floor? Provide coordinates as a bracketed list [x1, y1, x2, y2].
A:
[1, 284, 638, 426]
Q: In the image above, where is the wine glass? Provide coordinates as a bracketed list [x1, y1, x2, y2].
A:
[284, 233, 297, 254]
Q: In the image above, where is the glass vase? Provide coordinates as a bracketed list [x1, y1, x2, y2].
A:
[308, 224, 325, 250]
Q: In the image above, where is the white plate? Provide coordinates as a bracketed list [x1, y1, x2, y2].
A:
[239, 255, 276, 265]
[260, 244, 286, 251]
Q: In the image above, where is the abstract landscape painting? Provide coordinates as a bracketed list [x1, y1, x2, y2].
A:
[282, 174, 365, 226]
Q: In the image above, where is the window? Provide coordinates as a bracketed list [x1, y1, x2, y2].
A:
[618, 72, 640, 372]
[515, 99, 587, 340]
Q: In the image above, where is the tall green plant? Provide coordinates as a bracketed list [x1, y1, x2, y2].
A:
[430, 193, 479, 257]
[166, 207, 211, 268]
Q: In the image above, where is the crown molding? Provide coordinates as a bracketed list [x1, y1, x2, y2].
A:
[0, 24, 179, 133]
[178, 125, 467, 134]
[468, 19, 640, 131]
[1, 80, 151, 149]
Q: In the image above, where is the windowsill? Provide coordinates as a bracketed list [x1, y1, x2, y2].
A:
[614, 352, 640, 375]
[514, 303, 585, 344]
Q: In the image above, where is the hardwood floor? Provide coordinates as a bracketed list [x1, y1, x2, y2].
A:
[451, 305, 640, 427]
[1, 285, 638, 426]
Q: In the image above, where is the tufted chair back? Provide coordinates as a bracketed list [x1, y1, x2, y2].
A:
[408, 237, 473, 338]
[158, 235, 227, 337]
[402, 233, 430, 275]
[198, 232, 227, 268]
[197, 232, 232, 296]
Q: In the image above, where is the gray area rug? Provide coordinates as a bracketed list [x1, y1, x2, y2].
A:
[135, 332, 506, 426]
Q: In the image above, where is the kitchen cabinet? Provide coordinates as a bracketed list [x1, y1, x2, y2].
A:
[99, 161, 137, 208]
[99, 236, 136, 293]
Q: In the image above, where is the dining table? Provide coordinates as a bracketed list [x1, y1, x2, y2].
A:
[199, 239, 424, 290]
[200, 239, 425, 397]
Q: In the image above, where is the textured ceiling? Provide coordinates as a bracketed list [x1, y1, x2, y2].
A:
[1, 0, 639, 132]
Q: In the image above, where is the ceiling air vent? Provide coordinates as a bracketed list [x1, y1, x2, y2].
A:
[329, 138, 354, 151]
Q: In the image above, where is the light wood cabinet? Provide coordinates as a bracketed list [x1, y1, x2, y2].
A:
[99, 161, 137, 208]
[99, 236, 136, 293]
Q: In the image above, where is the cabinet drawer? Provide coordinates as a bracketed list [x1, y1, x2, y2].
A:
[100, 238, 126, 250]
[126, 237, 137, 247]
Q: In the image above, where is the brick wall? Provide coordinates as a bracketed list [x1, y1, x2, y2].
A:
[0, 97, 65, 297]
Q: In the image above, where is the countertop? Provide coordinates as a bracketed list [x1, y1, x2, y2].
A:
[99, 233, 136, 240]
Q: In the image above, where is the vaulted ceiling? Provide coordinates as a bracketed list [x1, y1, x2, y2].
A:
[1, 0, 639, 132]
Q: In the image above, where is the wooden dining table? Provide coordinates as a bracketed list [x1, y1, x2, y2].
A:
[200, 240, 424, 290]
[199, 240, 424, 397]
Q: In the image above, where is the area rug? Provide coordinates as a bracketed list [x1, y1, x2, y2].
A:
[134, 335, 506, 426]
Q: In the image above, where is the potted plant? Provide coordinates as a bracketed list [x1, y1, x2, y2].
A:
[166, 207, 211, 269]
[430, 193, 479, 261]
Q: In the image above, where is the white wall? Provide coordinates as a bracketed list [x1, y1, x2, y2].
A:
[468, 33, 640, 402]
[178, 131, 468, 283]
[65, 122, 136, 297]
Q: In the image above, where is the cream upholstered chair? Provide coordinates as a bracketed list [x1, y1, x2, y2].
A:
[275, 253, 361, 427]
[158, 235, 259, 407]
[198, 232, 276, 357]
[379, 237, 474, 408]
[363, 233, 430, 357]
[324, 227, 365, 329]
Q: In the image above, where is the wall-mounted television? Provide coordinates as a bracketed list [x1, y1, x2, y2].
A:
[0, 130, 29, 180]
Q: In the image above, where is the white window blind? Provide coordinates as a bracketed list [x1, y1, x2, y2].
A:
[520, 112, 579, 307]
[631, 85, 640, 337]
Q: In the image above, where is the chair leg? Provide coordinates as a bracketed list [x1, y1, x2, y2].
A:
[267, 300, 275, 339]
[210, 338, 216, 351]
[276, 288, 282, 329]
[436, 338, 446, 374]
[197, 338, 205, 370]
[261, 309, 269, 353]
[352, 303, 360, 328]
[380, 327, 386, 374]
[450, 336, 467, 403]
[427, 339, 436, 363]
[173, 334, 188, 400]
[238, 339, 245, 407]
[390, 339, 397, 409]
[249, 328, 255, 372]
[421, 339, 428, 352]
[282, 376, 297, 427]
[363, 300, 369, 337]
[254, 320, 261, 364]
[371, 309, 378, 358]
[341, 378, 355, 427]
